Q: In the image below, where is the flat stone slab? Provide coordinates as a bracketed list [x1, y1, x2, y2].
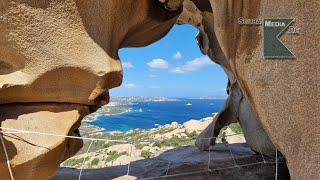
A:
[53, 143, 290, 180]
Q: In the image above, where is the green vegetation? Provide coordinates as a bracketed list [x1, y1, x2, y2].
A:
[140, 150, 152, 159]
[153, 135, 195, 148]
[152, 127, 174, 135]
[107, 150, 117, 156]
[79, 141, 104, 154]
[79, 127, 201, 154]
[65, 120, 240, 169]
[110, 133, 130, 140]
[91, 158, 100, 166]
[227, 123, 243, 134]
[217, 123, 243, 139]
[106, 151, 128, 162]
[134, 143, 146, 149]
[105, 107, 128, 115]
[152, 131, 198, 148]
[186, 131, 198, 139]
[63, 156, 89, 167]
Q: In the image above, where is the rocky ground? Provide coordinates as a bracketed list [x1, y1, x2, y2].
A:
[61, 115, 245, 169]
[55, 144, 290, 180]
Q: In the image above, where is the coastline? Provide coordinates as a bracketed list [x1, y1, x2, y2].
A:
[83, 99, 226, 131]
[63, 114, 244, 169]
[83, 106, 131, 123]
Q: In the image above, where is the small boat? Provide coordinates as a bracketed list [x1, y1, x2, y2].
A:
[186, 103, 192, 106]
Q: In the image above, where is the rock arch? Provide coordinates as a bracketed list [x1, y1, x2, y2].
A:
[0, 0, 319, 179]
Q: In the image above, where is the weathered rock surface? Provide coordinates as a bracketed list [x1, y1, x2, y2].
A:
[53, 144, 290, 180]
[177, 0, 319, 179]
[178, 0, 275, 156]
[0, 103, 89, 179]
[0, 0, 181, 179]
[1, 0, 318, 179]
[183, 116, 215, 134]
[0, 0, 180, 105]
[223, 128, 246, 144]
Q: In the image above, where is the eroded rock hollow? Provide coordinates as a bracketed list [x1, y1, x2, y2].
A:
[0, 0, 319, 179]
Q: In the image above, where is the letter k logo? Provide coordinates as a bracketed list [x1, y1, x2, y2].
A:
[263, 18, 295, 59]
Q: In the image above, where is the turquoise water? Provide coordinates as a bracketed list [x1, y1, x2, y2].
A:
[90, 99, 225, 131]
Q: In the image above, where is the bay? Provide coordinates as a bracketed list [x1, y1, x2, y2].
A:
[89, 99, 225, 131]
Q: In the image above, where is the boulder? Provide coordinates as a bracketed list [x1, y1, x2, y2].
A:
[113, 175, 137, 180]
[223, 128, 246, 144]
[110, 155, 142, 167]
[183, 117, 213, 133]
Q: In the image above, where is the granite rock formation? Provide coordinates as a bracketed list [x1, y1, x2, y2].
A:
[0, 0, 180, 179]
[176, 0, 275, 156]
[0, 104, 89, 179]
[175, 0, 319, 179]
[53, 144, 290, 180]
[0, 0, 180, 105]
[0, 0, 319, 179]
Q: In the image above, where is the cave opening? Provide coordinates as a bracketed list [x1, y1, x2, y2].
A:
[0, 0, 303, 178]
[58, 24, 250, 172]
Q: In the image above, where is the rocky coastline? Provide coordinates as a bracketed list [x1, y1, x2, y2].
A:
[61, 114, 245, 169]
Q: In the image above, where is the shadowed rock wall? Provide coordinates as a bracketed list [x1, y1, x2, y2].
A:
[175, 0, 319, 179]
[177, 0, 275, 156]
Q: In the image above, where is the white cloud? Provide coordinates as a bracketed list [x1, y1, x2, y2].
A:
[171, 56, 214, 74]
[173, 51, 182, 60]
[147, 59, 169, 69]
[122, 62, 133, 69]
[124, 83, 136, 88]
[170, 67, 184, 74]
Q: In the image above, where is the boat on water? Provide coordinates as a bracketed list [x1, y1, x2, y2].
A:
[186, 103, 192, 106]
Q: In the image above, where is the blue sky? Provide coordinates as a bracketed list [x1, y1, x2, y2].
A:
[110, 24, 227, 98]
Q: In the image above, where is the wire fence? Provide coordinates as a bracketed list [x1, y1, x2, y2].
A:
[0, 126, 279, 180]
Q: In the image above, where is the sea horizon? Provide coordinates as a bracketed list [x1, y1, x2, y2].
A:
[110, 95, 227, 100]
[87, 98, 225, 131]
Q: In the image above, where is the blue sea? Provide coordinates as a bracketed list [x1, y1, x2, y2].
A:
[89, 99, 225, 131]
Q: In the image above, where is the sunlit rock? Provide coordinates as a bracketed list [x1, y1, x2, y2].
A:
[0, 0, 180, 179]
[183, 0, 320, 179]
[0, 103, 89, 179]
